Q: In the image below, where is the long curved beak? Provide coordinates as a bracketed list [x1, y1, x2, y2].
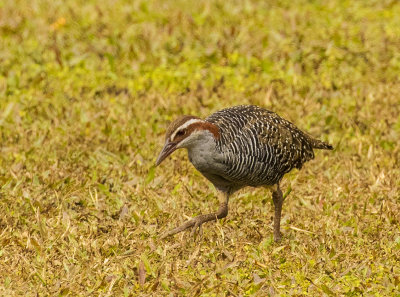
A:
[156, 141, 178, 166]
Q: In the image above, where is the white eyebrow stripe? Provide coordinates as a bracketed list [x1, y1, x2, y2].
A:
[170, 119, 203, 141]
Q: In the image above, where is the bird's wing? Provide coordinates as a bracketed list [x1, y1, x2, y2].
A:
[206, 105, 315, 185]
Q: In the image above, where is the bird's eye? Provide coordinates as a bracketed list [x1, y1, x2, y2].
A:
[176, 130, 185, 136]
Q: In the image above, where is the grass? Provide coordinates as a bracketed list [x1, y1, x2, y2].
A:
[1, 0, 400, 295]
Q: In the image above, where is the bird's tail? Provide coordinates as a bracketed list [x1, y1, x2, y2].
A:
[300, 129, 333, 150]
[311, 139, 333, 150]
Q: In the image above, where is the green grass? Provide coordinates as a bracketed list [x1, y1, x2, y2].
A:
[1, 0, 400, 295]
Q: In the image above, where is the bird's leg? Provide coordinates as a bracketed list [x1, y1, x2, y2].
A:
[160, 192, 229, 239]
[272, 184, 284, 242]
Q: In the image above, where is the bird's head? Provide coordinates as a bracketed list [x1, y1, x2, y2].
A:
[156, 115, 220, 166]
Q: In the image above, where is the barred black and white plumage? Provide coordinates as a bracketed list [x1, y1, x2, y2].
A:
[156, 105, 333, 241]
[205, 105, 333, 188]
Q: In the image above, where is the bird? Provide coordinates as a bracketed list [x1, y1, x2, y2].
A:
[156, 105, 333, 241]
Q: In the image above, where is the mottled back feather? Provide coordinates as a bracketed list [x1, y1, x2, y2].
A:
[205, 105, 332, 186]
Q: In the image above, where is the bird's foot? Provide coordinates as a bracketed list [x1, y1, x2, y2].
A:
[190, 214, 211, 238]
[160, 199, 229, 240]
[272, 184, 284, 242]
[273, 231, 282, 242]
[160, 213, 218, 240]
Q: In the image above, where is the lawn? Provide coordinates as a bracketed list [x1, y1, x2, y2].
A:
[0, 0, 399, 295]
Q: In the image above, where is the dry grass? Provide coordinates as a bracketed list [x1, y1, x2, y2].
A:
[0, 0, 399, 295]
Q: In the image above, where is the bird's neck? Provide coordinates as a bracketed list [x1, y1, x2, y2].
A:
[179, 128, 216, 149]
[195, 122, 220, 139]
[186, 129, 219, 168]
[185, 121, 220, 140]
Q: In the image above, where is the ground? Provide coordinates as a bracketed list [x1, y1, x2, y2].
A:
[0, 0, 399, 296]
